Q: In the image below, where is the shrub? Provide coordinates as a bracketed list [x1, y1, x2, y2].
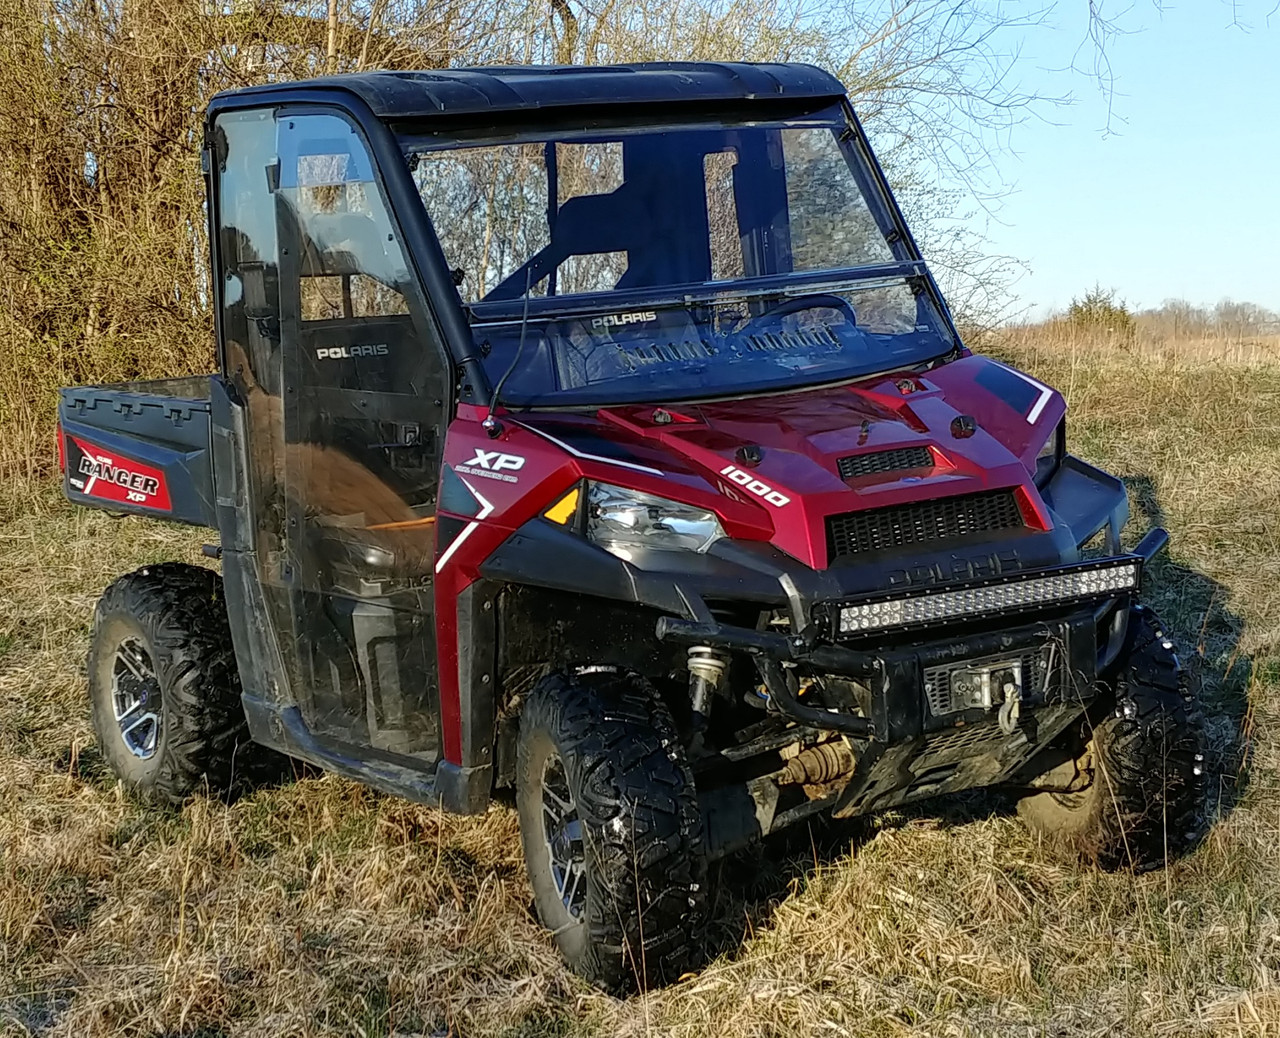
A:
[1067, 285, 1136, 341]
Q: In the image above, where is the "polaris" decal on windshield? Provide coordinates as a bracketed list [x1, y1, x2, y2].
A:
[592, 311, 657, 329]
[720, 465, 790, 507]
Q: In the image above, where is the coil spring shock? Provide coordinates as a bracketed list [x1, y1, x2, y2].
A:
[687, 645, 729, 729]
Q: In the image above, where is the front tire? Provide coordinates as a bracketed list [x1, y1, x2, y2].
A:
[88, 563, 254, 804]
[1017, 605, 1207, 871]
[515, 669, 707, 993]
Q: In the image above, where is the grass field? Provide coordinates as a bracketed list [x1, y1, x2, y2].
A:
[3, 334, 1280, 1037]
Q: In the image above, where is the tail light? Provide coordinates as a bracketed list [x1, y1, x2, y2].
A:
[56, 423, 66, 473]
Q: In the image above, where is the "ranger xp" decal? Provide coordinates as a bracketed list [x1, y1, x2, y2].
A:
[67, 437, 172, 510]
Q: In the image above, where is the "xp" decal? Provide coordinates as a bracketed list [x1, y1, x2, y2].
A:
[457, 448, 526, 484]
[719, 464, 790, 507]
[465, 449, 525, 472]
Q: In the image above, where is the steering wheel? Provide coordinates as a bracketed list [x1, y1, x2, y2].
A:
[738, 293, 857, 335]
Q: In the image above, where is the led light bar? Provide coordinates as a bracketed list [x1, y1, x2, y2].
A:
[836, 560, 1141, 636]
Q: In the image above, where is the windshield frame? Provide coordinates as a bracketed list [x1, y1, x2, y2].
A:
[394, 100, 962, 407]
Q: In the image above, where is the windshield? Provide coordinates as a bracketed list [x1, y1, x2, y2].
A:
[400, 105, 955, 406]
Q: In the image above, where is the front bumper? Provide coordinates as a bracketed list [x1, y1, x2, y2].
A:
[658, 530, 1167, 815]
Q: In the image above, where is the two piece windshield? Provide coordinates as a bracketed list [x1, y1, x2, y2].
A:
[400, 106, 954, 405]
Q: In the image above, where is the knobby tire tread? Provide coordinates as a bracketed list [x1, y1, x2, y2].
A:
[89, 563, 254, 804]
[1019, 605, 1206, 871]
[519, 670, 707, 993]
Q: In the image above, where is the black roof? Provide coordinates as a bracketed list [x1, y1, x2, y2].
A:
[209, 62, 846, 120]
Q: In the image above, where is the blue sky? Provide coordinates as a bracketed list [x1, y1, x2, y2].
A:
[972, 1, 1278, 316]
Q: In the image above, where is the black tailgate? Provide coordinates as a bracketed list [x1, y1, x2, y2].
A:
[59, 376, 217, 528]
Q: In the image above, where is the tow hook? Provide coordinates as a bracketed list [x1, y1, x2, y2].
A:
[997, 680, 1022, 735]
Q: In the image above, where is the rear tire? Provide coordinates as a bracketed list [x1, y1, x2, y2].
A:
[88, 563, 256, 804]
[1017, 605, 1207, 871]
[515, 669, 707, 993]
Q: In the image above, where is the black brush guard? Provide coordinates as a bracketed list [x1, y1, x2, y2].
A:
[657, 529, 1168, 816]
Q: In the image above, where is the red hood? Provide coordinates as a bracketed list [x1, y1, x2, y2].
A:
[518, 355, 1064, 568]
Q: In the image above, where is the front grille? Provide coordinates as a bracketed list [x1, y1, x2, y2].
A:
[826, 489, 1024, 560]
[837, 446, 933, 481]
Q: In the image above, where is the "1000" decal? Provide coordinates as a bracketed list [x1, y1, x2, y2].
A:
[719, 464, 790, 507]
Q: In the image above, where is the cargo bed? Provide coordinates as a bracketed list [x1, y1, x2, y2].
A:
[59, 376, 217, 528]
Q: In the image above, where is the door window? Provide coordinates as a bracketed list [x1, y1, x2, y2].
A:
[276, 112, 444, 551]
[216, 107, 449, 758]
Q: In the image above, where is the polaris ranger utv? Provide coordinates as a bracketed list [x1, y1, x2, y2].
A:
[59, 62, 1205, 991]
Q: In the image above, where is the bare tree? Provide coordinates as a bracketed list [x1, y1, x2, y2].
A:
[0, 0, 1093, 480]
[1080, 0, 1275, 116]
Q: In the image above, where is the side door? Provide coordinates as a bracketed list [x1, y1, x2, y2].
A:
[215, 105, 449, 764]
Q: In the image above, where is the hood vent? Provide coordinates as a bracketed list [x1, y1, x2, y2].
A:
[743, 327, 840, 352]
[827, 489, 1025, 560]
[837, 446, 933, 481]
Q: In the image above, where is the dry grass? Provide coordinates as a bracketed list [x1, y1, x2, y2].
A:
[999, 322, 1280, 367]
[3, 334, 1280, 1037]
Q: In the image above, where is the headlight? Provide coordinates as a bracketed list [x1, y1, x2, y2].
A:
[586, 483, 725, 559]
[1034, 420, 1065, 487]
